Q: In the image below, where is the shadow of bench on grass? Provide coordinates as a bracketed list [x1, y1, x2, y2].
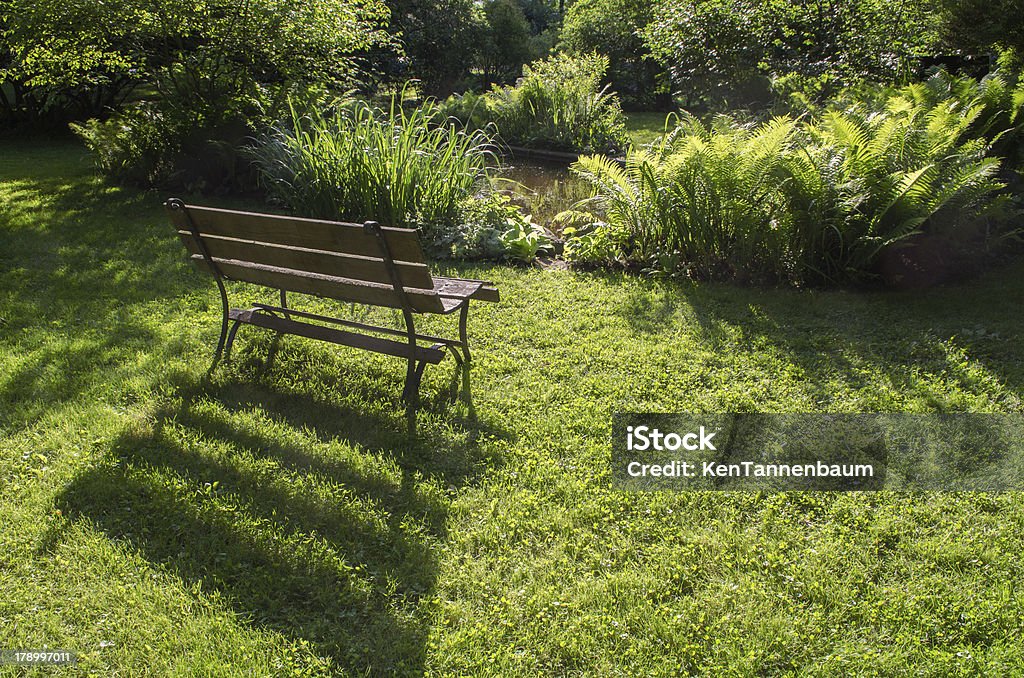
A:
[47, 374, 509, 674]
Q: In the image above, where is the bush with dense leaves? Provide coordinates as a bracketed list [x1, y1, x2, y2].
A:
[558, 0, 670, 111]
[932, 0, 1024, 59]
[382, 0, 480, 96]
[0, 0, 148, 130]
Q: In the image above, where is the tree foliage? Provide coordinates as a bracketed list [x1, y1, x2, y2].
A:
[1, 0, 392, 130]
[58, 0, 391, 189]
[932, 0, 1024, 58]
[478, 0, 545, 86]
[380, 0, 557, 94]
[559, 0, 669, 110]
[0, 0, 146, 128]
[642, 0, 938, 108]
[384, 0, 480, 96]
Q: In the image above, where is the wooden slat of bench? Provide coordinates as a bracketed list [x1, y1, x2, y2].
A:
[193, 256, 447, 313]
[230, 309, 446, 364]
[432, 278, 483, 302]
[177, 231, 435, 290]
[433, 276, 500, 303]
[168, 204, 427, 262]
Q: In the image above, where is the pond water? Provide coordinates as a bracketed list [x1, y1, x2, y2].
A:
[499, 159, 569, 191]
[495, 159, 590, 233]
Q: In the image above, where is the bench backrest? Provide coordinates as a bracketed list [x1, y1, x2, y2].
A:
[166, 199, 447, 313]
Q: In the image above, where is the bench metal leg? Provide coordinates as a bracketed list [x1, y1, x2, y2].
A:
[224, 317, 243, 363]
[402, 358, 417, 401]
[403, 358, 429, 432]
[459, 302, 475, 416]
[210, 278, 230, 371]
[280, 289, 291, 320]
[226, 307, 283, 364]
[213, 292, 476, 434]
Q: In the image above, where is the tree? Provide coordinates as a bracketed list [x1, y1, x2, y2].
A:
[479, 0, 536, 85]
[1, 0, 392, 130]
[559, 0, 671, 110]
[517, 0, 559, 34]
[47, 0, 393, 188]
[0, 0, 147, 129]
[385, 0, 481, 96]
[642, 0, 938, 109]
[932, 0, 1024, 58]
[140, 0, 392, 114]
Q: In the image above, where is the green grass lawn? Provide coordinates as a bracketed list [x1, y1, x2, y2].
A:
[624, 112, 677, 147]
[3, 139, 1024, 676]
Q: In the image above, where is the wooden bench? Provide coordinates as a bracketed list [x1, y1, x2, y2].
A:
[165, 198, 499, 430]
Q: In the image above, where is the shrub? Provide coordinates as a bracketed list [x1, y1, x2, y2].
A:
[490, 53, 628, 153]
[447, 193, 553, 261]
[382, 0, 480, 96]
[248, 95, 499, 247]
[71, 96, 256, 191]
[70, 103, 183, 186]
[0, 0, 169, 131]
[445, 53, 629, 154]
[559, 0, 670, 111]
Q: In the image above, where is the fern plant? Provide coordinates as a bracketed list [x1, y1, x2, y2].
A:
[567, 90, 1013, 285]
[572, 114, 800, 281]
[807, 102, 1007, 277]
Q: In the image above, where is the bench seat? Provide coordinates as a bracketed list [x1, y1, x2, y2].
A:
[165, 198, 499, 431]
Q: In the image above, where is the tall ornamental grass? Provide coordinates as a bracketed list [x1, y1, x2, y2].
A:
[249, 96, 497, 238]
[566, 80, 1016, 285]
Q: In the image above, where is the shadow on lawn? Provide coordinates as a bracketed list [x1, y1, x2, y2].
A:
[611, 267, 1024, 404]
[0, 150, 196, 429]
[49, 373, 507, 674]
[0, 174, 185, 314]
